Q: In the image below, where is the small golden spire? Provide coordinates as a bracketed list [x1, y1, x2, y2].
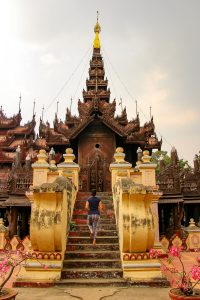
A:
[93, 11, 101, 49]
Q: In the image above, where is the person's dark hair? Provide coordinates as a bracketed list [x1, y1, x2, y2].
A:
[91, 189, 96, 197]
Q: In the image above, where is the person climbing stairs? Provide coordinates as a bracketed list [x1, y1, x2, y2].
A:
[59, 192, 125, 286]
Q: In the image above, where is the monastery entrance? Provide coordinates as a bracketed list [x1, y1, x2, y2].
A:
[78, 120, 115, 192]
[87, 146, 106, 192]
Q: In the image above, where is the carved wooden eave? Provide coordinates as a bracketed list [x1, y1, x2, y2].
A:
[7, 125, 34, 137]
[180, 168, 200, 195]
[157, 163, 181, 194]
[54, 121, 69, 136]
[83, 89, 110, 101]
[86, 78, 108, 87]
[98, 115, 125, 137]
[78, 100, 94, 118]
[34, 138, 47, 150]
[65, 108, 80, 127]
[77, 99, 116, 119]
[98, 100, 116, 118]
[115, 107, 128, 125]
[45, 130, 69, 146]
[157, 158, 200, 197]
[120, 116, 140, 134]
[39, 119, 50, 138]
[38, 119, 69, 146]
[6, 116, 36, 137]
[0, 110, 22, 129]
[67, 115, 95, 139]
[158, 163, 180, 177]
[1, 136, 15, 147]
[0, 148, 14, 163]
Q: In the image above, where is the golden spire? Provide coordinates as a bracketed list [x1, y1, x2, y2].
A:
[93, 11, 101, 49]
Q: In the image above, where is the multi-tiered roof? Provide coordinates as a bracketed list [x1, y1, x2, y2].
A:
[38, 18, 161, 151]
[0, 106, 35, 164]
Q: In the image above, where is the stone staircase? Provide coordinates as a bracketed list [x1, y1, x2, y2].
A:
[59, 192, 125, 286]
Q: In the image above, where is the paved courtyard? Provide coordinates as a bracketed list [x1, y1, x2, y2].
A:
[15, 286, 170, 300]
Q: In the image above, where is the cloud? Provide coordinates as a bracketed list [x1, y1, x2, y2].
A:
[40, 53, 61, 65]
[160, 108, 199, 127]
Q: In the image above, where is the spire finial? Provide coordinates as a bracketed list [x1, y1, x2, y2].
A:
[93, 11, 101, 49]
[135, 99, 138, 116]
[119, 98, 123, 112]
[42, 105, 44, 122]
[19, 93, 21, 112]
[70, 97, 73, 112]
[33, 100, 36, 117]
[56, 101, 59, 115]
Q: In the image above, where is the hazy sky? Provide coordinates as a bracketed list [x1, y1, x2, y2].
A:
[0, 0, 199, 164]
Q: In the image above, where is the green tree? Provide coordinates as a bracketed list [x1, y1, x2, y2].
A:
[151, 150, 191, 174]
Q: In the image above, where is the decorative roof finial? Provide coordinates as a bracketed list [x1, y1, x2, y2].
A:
[135, 99, 138, 117]
[93, 11, 101, 49]
[19, 93, 21, 112]
[150, 105, 152, 120]
[70, 97, 73, 112]
[42, 105, 44, 122]
[119, 98, 123, 112]
[33, 100, 36, 117]
[56, 100, 59, 115]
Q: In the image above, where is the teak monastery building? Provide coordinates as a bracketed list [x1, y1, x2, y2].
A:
[0, 18, 199, 239]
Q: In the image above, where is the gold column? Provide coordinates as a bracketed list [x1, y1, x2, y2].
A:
[32, 150, 49, 186]
[57, 148, 80, 191]
[110, 147, 132, 187]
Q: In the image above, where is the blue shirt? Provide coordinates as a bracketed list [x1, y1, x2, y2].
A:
[87, 196, 101, 215]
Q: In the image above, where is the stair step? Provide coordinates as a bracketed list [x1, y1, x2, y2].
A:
[61, 268, 123, 279]
[72, 218, 116, 224]
[66, 243, 119, 251]
[73, 224, 117, 231]
[65, 250, 120, 259]
[68, 236, 118, 244]
[62, 192, 122, 283]
[68, 230, 118, 237]
[75, 203, 114, 210]
[75, 205, 114, 210]
[57, 278, 126, 286]
[75, 198, 113, 201]
[76, 192, 112, 196]
[72, 214, 115, 220]
[73, 210, 114, 216]
[63, 259, 121, 268]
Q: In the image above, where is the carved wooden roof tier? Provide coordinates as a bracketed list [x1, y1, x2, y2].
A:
[0, 112, 36, 164]
[0, 108, 22, 129]
[37, 46, 161, 149]
[39, 119, 69, 146]
[157, 149, 200, 198]
[7, 117, 36, 136]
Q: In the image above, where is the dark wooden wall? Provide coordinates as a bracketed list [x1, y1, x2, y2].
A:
[78, 119, 116, 192]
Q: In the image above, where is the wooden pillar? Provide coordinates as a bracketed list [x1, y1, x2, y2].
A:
[0, 218, 8, 249]
[21, 207, 30, 238]
[7, 207, 18, 238]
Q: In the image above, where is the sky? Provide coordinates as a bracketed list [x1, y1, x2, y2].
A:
[0, 0, 199, 164]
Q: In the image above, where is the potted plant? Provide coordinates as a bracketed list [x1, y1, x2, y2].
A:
[150, 246, 200, 299]
[0, 249, 47, 300]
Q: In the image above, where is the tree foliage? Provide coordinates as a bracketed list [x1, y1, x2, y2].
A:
[151, 150, 191, 174]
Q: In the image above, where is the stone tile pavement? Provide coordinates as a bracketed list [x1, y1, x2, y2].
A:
[15, 286, 170, 300]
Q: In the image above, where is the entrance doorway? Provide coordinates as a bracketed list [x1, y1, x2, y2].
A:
[78, 121, 116, 192]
